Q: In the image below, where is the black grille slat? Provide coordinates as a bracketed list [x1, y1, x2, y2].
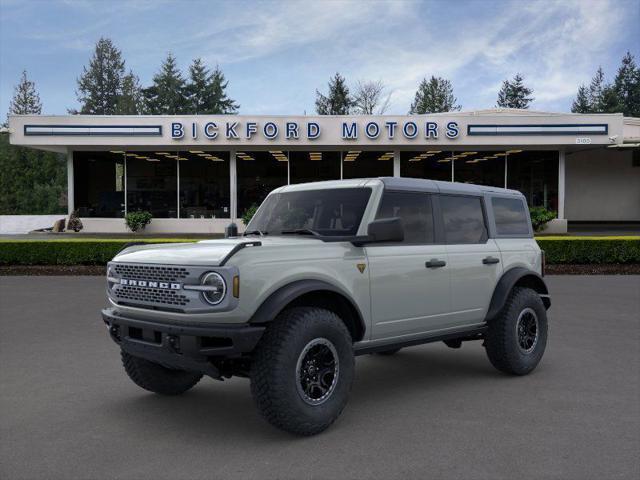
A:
[113, 264, 189, 282]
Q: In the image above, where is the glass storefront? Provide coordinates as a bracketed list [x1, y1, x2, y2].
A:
[237, 150, 288, 216]
[343, 150, 394, 179]
[73, 151, 124, 217]
[73, 148, 559, 219]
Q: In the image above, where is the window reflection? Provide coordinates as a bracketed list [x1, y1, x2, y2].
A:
[126, 152, 177, 218]
[401, 150, 452, 181]
[342, 151, 394, 179]
[178, 151, 230, 218]
[289, 151, 340, 184]
[73, 151, 125, 218]
[237, 150, 288, 217]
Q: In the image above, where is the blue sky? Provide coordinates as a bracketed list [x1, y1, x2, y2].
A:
[1, 0, 638, 117]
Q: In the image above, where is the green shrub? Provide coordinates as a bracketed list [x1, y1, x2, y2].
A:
[0, 239, 196, 265]
[536, 237, 640, 264]
[529, 206, 556, 232]
[125, 211, 153, 232]
[241, 204, 259, 226]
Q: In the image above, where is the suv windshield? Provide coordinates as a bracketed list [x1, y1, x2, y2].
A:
[246, 188, 372, 237]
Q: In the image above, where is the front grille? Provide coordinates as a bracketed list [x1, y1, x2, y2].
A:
[115, 285, 190, 307]
[113, 264, 189, 282]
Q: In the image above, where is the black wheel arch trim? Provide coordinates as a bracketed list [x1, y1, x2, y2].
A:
[485, 267, 550, 322]
[248, 279, 367, 341]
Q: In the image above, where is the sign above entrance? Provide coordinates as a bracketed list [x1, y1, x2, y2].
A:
[170, 119, 461, 142]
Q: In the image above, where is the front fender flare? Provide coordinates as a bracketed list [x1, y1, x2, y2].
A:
[248, 279, 366, 339]
[485, 267, 550, 322]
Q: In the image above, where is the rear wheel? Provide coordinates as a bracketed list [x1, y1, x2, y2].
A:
[485, 287, 548, 375]
[250, 307, 355, 436]
[121, 351, 202, 395]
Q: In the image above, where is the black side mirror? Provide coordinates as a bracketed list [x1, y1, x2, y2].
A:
[365, 217, 404, 244]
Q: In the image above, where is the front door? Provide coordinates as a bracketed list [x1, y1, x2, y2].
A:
[366, 191, 452, 340]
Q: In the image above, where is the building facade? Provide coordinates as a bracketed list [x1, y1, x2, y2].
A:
[8, 109, 640, 234]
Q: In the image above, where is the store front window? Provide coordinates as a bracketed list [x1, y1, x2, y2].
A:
[73, 151, 125, 217]
[507, 150, 558, 210]
[401, 150, 452, 181]
[237, 150, 288, 217]
[126, 152, 177, 218]
[289, 151, 341, 184]
[342, 150, 394, 179]
[453, 150, 506, 187]
[178, 151, 230, 218]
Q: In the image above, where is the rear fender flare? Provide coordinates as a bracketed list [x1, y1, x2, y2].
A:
[485, 267, 550, 322]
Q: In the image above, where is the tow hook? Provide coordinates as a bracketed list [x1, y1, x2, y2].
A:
[167, 334, 181, 353]
[109, 325, 121, 342]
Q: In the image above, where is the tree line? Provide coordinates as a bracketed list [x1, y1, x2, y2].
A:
[1, 37, 639, 215]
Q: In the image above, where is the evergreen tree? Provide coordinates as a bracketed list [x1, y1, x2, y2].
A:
[409, 76, 460, 114]
[185, 59, 239, 114]
[75, 37, 126, 114]
[315, 73, 353, 115]
[613, 51, 640, 117]
[116, 71, 144, 115]
[587, 66, 607, 112]
[496, 73, 534, 109]
[571, 85, 591, 113]
[143, 53, 188, 114]
[8, 70, 42, 116]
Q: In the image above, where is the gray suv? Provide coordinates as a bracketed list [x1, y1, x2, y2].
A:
[102, 177, 550, 435]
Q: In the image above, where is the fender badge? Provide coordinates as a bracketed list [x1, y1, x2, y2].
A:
[357, 263, 366, 274]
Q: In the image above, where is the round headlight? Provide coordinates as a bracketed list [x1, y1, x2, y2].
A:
[201, 272, 226, 305]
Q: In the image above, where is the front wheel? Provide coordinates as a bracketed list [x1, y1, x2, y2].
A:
[485, 287, 548, 375]
[250, 307, 355, 435]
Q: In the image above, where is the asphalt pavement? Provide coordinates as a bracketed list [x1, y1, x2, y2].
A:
[1, 275, 638, 480]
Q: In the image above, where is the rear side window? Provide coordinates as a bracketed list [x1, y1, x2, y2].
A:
[375, 191, 434, 243]
[492, 197, 530, 235]
[440, 195, 487, 244]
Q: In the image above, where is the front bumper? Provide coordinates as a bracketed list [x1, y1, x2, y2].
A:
[102, 308, 265, 377]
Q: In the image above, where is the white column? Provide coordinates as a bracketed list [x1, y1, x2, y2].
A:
[558, 149, 566, 220]
[66, 149, 74, 215]
[504, 153, 508, 188]
[393, 150, 400, 177]
[230, 150, 237, 221]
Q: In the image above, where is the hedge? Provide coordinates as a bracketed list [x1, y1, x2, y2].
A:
[536, 237, 640, 264]
[0, 237, 639, 266]
[0, 239, 197, 265]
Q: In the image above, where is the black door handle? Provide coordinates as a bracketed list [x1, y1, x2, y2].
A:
[483, 256, 500, 265]
[426, 259, 446, 268]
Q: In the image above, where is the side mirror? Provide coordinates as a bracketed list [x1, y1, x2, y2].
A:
[363, 217, 404, 244]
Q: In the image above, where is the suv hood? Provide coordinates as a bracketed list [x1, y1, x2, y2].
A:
[113, 236, 324, 266]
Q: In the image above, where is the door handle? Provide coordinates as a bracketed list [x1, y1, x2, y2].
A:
[482, 256, 500, 265]
[425, 259, 446, 268]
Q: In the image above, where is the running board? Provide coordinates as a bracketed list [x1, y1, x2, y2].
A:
[354, 326, 487, 356]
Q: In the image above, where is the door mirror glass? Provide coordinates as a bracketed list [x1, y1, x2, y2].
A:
[366, 217, 404, 243]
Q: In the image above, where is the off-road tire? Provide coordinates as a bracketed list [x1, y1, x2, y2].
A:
[376, 347, 402, 356]
[121, 351, 202, 395]
[250, 307, 355, 436]
[485, 287, 548, 375]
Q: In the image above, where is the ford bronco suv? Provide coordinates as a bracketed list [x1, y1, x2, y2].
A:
[102, 177, 550, 435]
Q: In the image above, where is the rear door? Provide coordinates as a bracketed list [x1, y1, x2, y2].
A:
[440, 194, 502, 327]
[366, 191, 451, 340]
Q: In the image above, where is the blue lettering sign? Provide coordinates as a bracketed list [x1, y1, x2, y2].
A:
[226, 122, 239, 139]
[204, 122, 218, 139]
[191, 122, 198, 139]
[246, 122, 258, 139]
[402, 121, 418, 139]
[171, 122, 184, 139]
[385, 121, 397, 139]
[263, 122, 278, 139]
[425, 122, 438, 139]
[286, 122, 299, 139]
[446, 121, 459, 139]
[342, 122, 358, 139]
[307, 122, 320, 139]
[365, 122, 380, 139]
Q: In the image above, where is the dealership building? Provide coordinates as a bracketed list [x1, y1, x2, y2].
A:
[8, 109, 640, 234]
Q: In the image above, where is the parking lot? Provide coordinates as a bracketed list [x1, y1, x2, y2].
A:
[1, 275, 638, 480]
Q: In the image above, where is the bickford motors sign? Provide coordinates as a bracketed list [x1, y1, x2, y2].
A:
[171, 119, 461, 141]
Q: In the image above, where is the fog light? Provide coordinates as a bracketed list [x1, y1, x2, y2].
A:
[201, 272, 226, 305]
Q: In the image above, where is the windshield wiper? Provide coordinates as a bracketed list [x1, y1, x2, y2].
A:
[280, 228, 321, 237]
[243, 230, 267, 236]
